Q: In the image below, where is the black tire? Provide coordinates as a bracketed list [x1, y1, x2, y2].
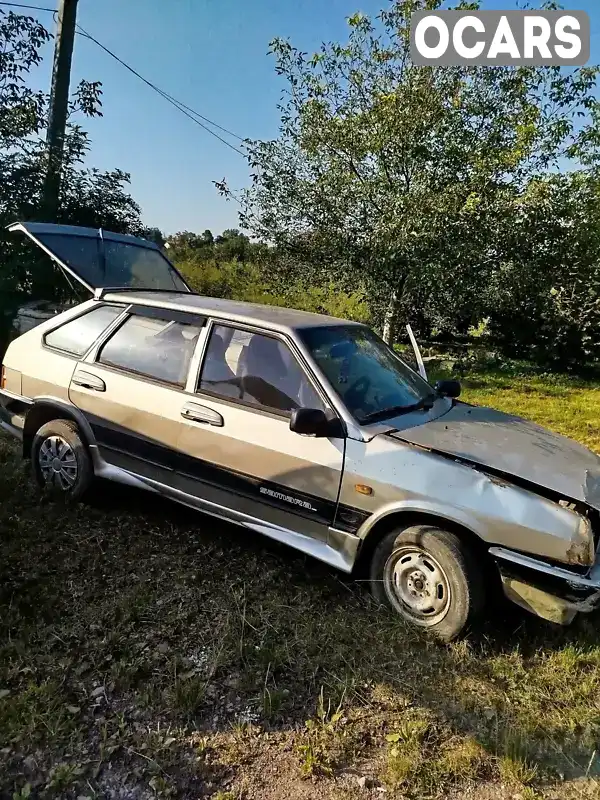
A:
[31, 419, 93, 501]
[369, 524, 485, 642]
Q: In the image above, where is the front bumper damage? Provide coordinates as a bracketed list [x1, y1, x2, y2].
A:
[491, 546, 600, 624]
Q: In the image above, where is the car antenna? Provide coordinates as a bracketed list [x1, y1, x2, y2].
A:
[98, 227, 107, 279]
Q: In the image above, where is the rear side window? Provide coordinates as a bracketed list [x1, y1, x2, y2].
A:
[44, 305, 123, 356]
[98, 313, 202, 386]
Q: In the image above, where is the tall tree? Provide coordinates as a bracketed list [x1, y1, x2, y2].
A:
[138, 226, 166, 248]
[0, 9, 143, 356]
[231, 0, 600, 343]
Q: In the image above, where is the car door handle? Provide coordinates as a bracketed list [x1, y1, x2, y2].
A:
[181, 402, 223, 427]
[72, 370, 106, 392]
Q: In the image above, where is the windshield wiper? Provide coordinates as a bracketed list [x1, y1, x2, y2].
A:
[359, 393, 437, 425]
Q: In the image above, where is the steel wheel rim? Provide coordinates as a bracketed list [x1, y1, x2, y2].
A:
[383, 545, 451, 627]
[38, 435, 78, 491]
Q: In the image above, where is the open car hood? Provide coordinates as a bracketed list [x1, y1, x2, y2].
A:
[388, 402, 600, 510]
[8, 221, 191, 294]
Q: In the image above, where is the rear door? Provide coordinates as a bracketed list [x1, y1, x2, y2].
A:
[9, 221, 191, 294]
[172, 320, 346, 544]
[68, 306, 204, 481]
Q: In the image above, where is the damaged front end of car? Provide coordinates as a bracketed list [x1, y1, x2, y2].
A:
[489, 502, 600, 626]
[450, 460, 600, 624]
[491, 466, 600, 623]
[464, 468, 600, 625]
[450, 453, 599, 624]
[491, 547, 600, 625]
[376, 388, 600, 625]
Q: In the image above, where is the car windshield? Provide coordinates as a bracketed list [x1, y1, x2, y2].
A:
[300, 325, 434, 424]
[33, 232, 188, 292]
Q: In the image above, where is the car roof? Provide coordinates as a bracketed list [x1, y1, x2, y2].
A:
[100, 290, 363, 333]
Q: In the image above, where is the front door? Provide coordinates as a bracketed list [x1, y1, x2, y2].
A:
[173, 321, 345, 543]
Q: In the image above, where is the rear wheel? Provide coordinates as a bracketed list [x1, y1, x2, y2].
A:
[32, 419, 93, 501]
[369, 524, 485, 642]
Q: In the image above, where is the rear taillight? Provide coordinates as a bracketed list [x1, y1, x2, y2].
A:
[0, 366, 5, 390]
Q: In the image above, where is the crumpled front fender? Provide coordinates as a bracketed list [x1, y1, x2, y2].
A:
[343, 436, 595, 568]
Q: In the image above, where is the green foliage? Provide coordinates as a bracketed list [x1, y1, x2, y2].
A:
[0, 7, 143, 354]
[297, 687, 347, 776]
[223, 0, 600, 366]
[174, 232, 371, 323]
[0, 679, 75, 746]
[4, 4, 600, 374]
[483, 171, 600, 369]
[166, 228, 266, 266]
[45, 762, 84, 793]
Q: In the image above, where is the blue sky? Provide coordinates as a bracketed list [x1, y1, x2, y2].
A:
[12, 0, 600, 235]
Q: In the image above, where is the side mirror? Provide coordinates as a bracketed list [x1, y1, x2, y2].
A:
[435, 379, 461, 399]
[289, 408, 345, 438]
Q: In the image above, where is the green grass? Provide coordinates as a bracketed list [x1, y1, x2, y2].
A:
[1, 364, 600, 798]
[455, 367, 600, 453]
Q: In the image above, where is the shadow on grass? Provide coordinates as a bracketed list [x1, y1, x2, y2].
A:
[88, 480, 600, 776]
[2, 442, 600, 797]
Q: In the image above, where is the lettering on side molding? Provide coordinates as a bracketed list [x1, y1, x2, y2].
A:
[259, 486, 317, 512]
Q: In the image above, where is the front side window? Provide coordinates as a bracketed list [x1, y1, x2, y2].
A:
[44, 304, 123, 356]
[198, 325, 324, 414]
[300, 325, 434, 424]
[98, 313, 202, 386]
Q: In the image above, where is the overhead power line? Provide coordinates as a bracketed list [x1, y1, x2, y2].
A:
[0, 1, 248, 157]
[0, 2, 55, 11]
[74, 24, 247, 155]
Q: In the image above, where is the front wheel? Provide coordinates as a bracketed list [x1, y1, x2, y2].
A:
[32, 419, 93, 501]
[369, 525, 485, 642]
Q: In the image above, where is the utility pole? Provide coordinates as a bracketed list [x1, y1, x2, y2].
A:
[40, 0, 79, 222]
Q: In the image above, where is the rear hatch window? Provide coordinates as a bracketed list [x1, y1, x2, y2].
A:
[9, 222, 191, 294]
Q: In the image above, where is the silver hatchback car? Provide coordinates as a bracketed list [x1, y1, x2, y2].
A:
[2, 222, 600, 640]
